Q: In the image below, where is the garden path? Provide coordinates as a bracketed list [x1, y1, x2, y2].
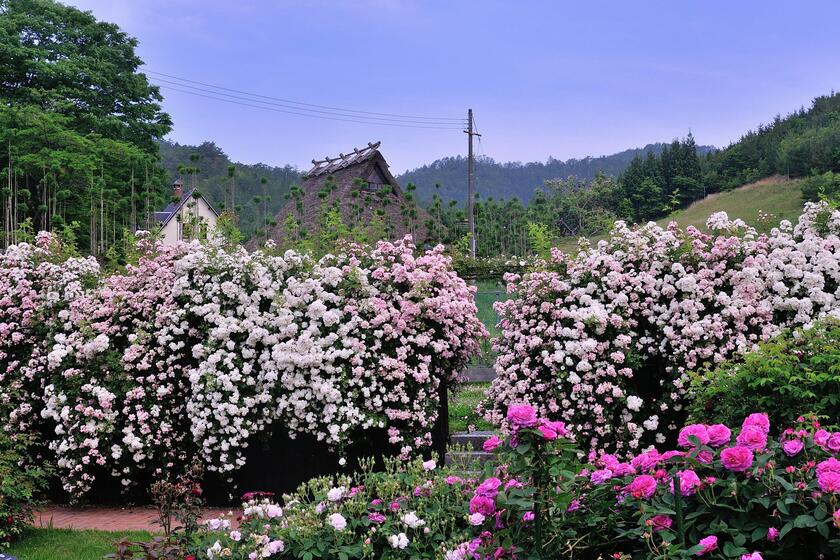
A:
[35, 505, 241, 532]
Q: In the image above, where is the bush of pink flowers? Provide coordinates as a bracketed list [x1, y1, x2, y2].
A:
[183, 405, 840, 559]
[485, 202, 840, 453]
[560, 412, 840, 559]
[0, 233, 486, 498]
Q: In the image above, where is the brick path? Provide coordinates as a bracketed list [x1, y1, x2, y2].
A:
[35, 505, 240, 532]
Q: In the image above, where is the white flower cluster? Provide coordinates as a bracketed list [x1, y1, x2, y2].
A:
[0, 234, 486, 498]
[487, 203, 840, 453]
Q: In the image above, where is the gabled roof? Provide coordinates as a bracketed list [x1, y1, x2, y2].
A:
[154, 188, 219, 227]
[306, 141, 382, 178]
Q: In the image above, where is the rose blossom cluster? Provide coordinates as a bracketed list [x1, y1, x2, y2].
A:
[486, 203, 840, 452]
[570, 413, 840, 557]
[0, 234, 486, 498]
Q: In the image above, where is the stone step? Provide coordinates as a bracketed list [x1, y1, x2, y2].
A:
[444, 450, 494, 470]
[462, 366, 496, 382]
[450, 430, 495, 451]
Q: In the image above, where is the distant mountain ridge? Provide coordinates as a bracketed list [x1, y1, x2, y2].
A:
[398, 142, 716, 204]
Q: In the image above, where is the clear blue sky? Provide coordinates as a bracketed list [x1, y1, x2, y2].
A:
[65, 0, 840, 174]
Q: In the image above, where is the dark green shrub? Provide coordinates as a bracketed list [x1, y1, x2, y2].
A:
[0, 433, 47, 546]
[802, 171, 840, 203]
[688, 320, 840, 430]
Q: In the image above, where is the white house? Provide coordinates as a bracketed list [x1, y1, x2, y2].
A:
[153, 179, 219, 245]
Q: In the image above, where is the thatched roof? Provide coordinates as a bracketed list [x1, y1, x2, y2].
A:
[252, 142, 435, 248]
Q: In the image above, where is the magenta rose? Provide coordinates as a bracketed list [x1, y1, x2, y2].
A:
[827, 432, 840, 453]
[706, 424, 731, 447]
[482, 435, 502, 453]
[469, 495, 496, 516]
[628, 474, 657, 500]
[817, 457, 840, 477]
[542, 420, 569, 437]
[815, 429, 831, 447]
[697, 535, 718, 555]
[678, 424, 710, 448]
[589, 469, 613, 485]
[669, 469, 701, 496]
[818, 471, 840, 493]
[475, 477, 502, 498]
[506, 405, 538, 428]
[736, 426, 768, 451]
[537, 424, 558, 441]
[742, 413, 770, 434]
[782, 439, 803, 457]
[720, 446, 754, 472]
[767, 527, 779, 542]
[650, 515, 672, 532]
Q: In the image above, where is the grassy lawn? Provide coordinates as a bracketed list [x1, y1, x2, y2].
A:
[449, 382, 493, 433]
[656, 175, 804, 234]
[472, 279, 508, 365]
[6, 528, 152, 560]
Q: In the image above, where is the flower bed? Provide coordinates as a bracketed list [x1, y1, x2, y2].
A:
[0, 235, 486, 499]
[186, 407, 840, 559]
[485, 203, 840, 453]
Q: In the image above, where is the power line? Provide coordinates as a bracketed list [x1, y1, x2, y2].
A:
[151, 76, 465, 126]
[156, 85, 465, 130]
[144, 69, 465, 124]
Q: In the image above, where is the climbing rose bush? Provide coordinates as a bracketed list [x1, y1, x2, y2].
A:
[485, 202, 840, 453]
[0, 234, 486, 498]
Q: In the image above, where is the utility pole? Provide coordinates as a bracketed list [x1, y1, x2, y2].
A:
[464, 108, 481, 258]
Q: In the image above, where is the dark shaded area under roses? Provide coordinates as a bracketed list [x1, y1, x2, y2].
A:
[47, 383, 450, 506]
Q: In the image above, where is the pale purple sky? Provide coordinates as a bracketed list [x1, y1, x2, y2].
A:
[65, 0, 840, 174]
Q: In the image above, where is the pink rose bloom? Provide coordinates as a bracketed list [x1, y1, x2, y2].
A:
[482, 435, 502, 453]
[628, 474, 657, 499]
[445, 476, 463, 485]
[782, 439, 803, 457]
[469, 495, 496, 516]
[590, 469, 613, 485]
[475, 477, 502, 498]
[696, 535, 718, 555]
[815, 429, 831, 447]
[736, 426, 768, 451]
[650, 515, 672, 532]
[696, 450, 713, 464]
[767, 527, 779, 542]
[818, 471, 840, 493]
[678, 424, 710, 448]
[817, 458, 840, 477]
[661, 450, 685, 461]
[670, 469, 701, 496]
[742, 413, 770, 434]
[741, 553, 763, 560]
[368, 512, 385, 523]
[631, 449, 661, 473]
[537, 424, 558, 441]
[828, 432, 840, 453]
[542, 420, 569, 437]
[507, 405, 538, 427]
[720, 446, 754, 472]
[522, 511, 534, 522]
[707, 424, 731, 447]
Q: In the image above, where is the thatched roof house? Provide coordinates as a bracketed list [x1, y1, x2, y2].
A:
[254, 142, 434, 248]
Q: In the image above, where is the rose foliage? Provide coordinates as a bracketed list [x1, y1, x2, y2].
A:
[0, 233, 486, 498]
[485, 202, 840, 453]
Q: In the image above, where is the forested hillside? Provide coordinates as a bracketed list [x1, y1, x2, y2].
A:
[398, 143, 715, 204]
[157, 140, 301, 238]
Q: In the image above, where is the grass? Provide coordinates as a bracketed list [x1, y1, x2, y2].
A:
[472, 279, 508, 365]
[449, 382, 493, 433]
[6, 528, 152, 560]
[655, 175, 805, 234]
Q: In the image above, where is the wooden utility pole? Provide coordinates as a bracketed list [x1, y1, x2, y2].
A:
[464, 109, 481, 258]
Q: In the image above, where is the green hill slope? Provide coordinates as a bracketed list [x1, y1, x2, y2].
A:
[655, 175, 804, 233]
